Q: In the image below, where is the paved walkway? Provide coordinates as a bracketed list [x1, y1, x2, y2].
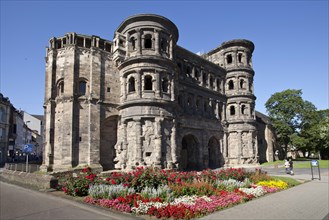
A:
[201, 168, 329, 220]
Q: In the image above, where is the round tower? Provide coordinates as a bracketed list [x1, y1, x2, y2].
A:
[219, 39, 258, 166]
[112, 14, 179, 169]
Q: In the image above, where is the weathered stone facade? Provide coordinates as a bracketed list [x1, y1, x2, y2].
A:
[41, 14, 263, 172]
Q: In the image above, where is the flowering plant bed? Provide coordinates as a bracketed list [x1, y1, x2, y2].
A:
[57, 167, 293, 219]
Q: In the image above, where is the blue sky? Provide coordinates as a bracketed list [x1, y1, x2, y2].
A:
[1, 0, 328, 115]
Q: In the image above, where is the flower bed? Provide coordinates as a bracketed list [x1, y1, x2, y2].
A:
[57, 167, 289, 219]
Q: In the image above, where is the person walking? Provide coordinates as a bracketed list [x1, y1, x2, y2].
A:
[284, 159, 290, 174]
[288, 158, 294, 175]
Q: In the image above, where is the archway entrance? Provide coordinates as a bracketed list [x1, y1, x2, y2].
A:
[100, 116, 118, 171]
[208, 137, 222, 169]
[181, 135, 201, 171]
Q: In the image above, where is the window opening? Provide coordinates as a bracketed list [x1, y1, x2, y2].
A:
[160, 38, 167, 51]
[241, 105, 246, 115]
[230, 106, 235, 115]
[216, 79, 220, 91]
[202, 73, 207, 85]
[58, 81, 64, 95]
[228, 80, 234, 90]
[128, 77, 135, 92]
[77, 37, 84, 47]
[144, 35, 152, 49]
[130, 37, 136, 50]
[240, 79, 245, 89]
[226, 54, 232, 64]
[85, 39, 91, 48]
[238, 53, 243, 63]
[162, 78, 169, 93]
[209, 76, 214, 89]
[79, 81, 86, 95]
[144, 75, 153, 90]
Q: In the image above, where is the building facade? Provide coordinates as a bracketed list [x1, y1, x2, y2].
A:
[42, 14, 265, 172]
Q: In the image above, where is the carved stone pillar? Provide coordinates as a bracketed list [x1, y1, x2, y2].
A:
[169, 35, 173, 59]
[125, 33, 130, 59]
[237, 131, 242, 164]
[135, 119, 143, 164]
[155, 71, 160, 98]
[154, 29, 160, 55]
[171, 119, 177, 166]
[154, 118, 162, 167]
[136, 29, 141, 55]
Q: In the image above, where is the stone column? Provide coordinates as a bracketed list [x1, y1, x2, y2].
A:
[169, 35, 173, 59]
[125, 32, 130, 59]
[136, 29, 142, 55]
[170, 76, 175, 101]
[155, 70, 160, 98]
[237, 131, 242, 164]
[170, 119, 177, 166]
[122, 121, 128, 168]
[137, 70, 142, 98]
[154, 118, 162, 167]
[135, 119, 143, 164]
[154, 29, 160, 55]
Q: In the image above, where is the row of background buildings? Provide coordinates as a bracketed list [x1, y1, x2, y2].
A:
[0, 93, 43, 165]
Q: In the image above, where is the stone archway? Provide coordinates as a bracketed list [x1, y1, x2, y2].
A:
[181, 134, 201, 171]
[100, 115, 118, 171]
[208, 136, 223, 169]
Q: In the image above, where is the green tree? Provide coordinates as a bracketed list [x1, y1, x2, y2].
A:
[300, 109, 329, 159]
[265, 89, 317, 157]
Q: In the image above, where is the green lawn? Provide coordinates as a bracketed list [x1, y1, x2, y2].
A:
[261, 159, 329, 168]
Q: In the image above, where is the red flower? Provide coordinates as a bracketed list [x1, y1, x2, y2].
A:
[111, 180, 116, 185]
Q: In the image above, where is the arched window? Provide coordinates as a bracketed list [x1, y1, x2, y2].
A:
[209, 76, 214, 89]
[241, 105, 246, 115]
[238, 53, 243, 63]
[128, 77, 135, 92]
[144, 34, 152, 49]
[79, 81, 87, 96]
[160, 38, 167, 51]
[57, 80, 64, 96]
[162, 77, 169, 93]
[144, 75, 153, 90]
[130, 37, 136, 50]
[204, 101, 208, 112]
[228, 80, 234, 90]
[226, 54, 232, 64]
[240, 79, 245, 89]
[216, 79, 220, 91]
[202, 72, 207, 85]
[230, 106, 235, 115]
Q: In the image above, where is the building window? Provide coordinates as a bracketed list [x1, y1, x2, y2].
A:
[241, 105, 246, 114]
[238, 53, 243, 63]
[160, 38, 167, 51]
[226, 54, 233, 64]
[144, 34, 152, 49]
[202, 72, 207, 85]
[57, 80, 64, 96]
[79, 81, 87, 96]
[162, 77, 169, 93]
[209, 76, 214, 89]
[216, 79, 220, 91]
[130, 37, 136, 50]
[128, 77, 135, 92]
[228, 80, 234, 90]
[144, 75, 153, 90]
[230, 106, 235, 115]
[240, 79, 245, 89]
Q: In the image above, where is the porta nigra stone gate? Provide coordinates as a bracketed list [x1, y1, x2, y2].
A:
[41, 14, 274, 172]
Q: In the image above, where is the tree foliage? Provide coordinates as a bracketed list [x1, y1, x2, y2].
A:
[265, 89, 321, 157]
